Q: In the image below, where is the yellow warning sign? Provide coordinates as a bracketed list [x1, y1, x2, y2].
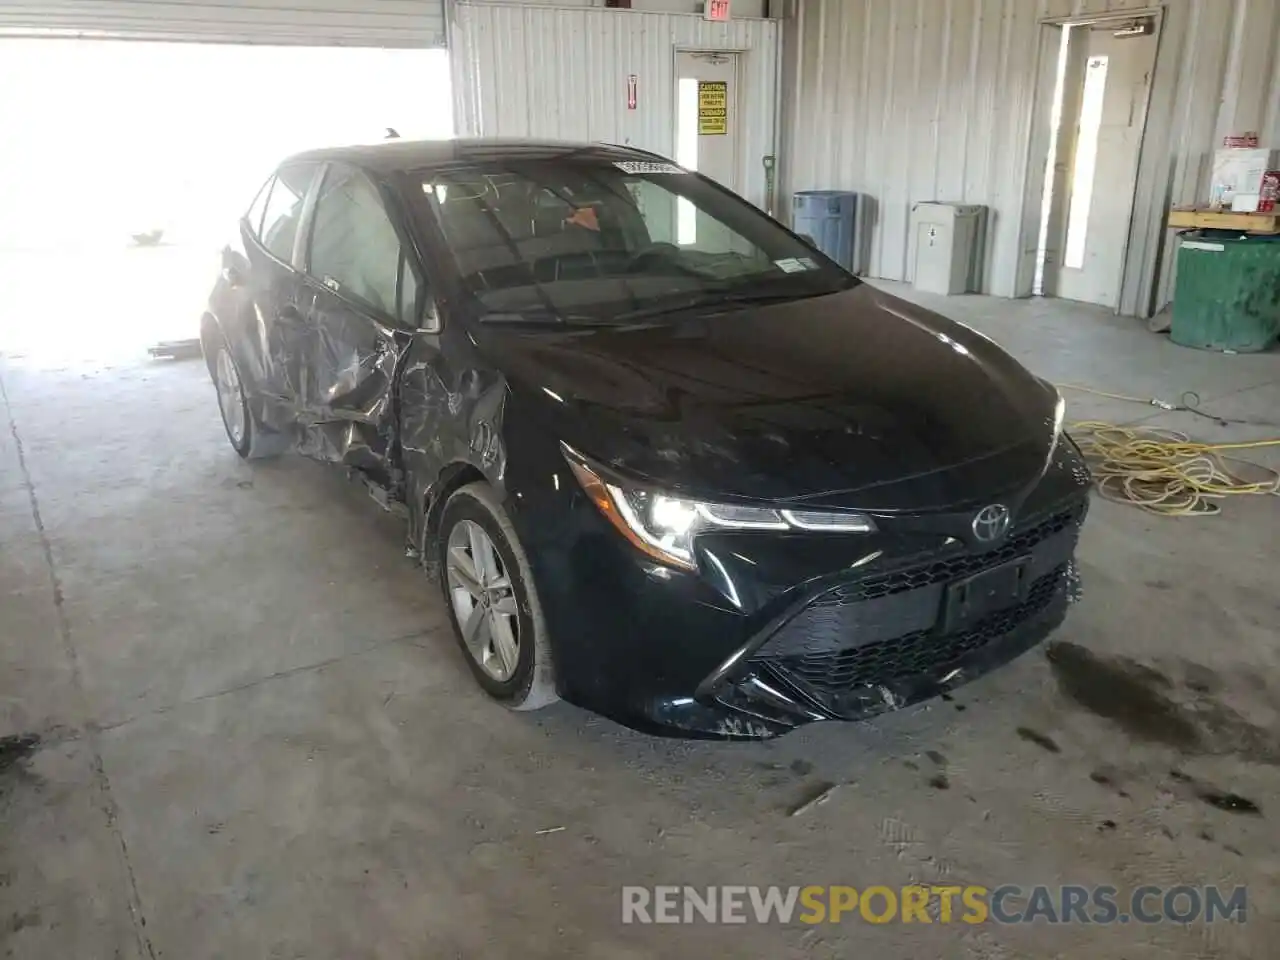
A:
[697, 80, 728, 135]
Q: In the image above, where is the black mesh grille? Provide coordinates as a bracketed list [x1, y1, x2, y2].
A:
[761, 566, 1067, 694]
[817, 505, 1081, 605]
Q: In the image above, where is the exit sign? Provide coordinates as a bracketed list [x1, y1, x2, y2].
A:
[704, 0, 730, 21]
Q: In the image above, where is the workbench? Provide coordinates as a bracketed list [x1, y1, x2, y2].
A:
[1168, 208, 1280, 234]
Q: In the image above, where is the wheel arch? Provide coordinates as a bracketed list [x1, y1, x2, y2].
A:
[422, 461, 489, 552]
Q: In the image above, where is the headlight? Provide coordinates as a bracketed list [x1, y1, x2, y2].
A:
[1048, 390, 1066, 460]
[563, 447, 875, 571]
[1038, 380, 1066, 460]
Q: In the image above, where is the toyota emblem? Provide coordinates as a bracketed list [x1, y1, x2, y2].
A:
[972, 504, 1011, 542]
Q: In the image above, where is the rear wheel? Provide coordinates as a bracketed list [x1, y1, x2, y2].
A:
[437, 482, 558, 710]
[213, 343, 252, 457]
[211, 340, 288, 459]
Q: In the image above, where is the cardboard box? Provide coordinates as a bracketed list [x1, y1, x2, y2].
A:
[1211, 148, 1278, 206]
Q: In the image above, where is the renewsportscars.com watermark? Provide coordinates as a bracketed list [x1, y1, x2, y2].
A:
[621, 885, 1247, 925]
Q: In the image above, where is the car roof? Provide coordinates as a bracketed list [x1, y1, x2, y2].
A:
[283, 138, 667, 176]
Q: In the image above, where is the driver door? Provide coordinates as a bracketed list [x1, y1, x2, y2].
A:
[298, 163, 424, 479]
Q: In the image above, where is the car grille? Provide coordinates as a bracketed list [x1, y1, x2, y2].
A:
[752, 503, 1083, 660]
[817, 504, 1082, 605]
[760, 564, 1068, 695]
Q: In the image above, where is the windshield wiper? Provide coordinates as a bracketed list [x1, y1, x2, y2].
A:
[610, 288, 823, 323]
[480, 310, 624, 327]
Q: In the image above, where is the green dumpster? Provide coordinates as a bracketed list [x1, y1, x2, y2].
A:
[1170, 231, 1280, 352]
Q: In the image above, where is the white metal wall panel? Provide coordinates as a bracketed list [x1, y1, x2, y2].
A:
[451, 2, 780, 209]
[482, 0, 768, 13]
[0, 0, 446, 47]
[782, 0, 1279, 316]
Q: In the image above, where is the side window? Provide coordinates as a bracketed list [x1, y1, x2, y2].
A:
[245, 175, 274, 238]
[260, 163, 316, 263]
[309, 166, 420, 323]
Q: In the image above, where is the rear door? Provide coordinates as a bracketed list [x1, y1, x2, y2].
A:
[297, 162, 424, 478]
[234, 161, 321, 431]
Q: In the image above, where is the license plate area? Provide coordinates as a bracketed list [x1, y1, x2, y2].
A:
[941, 556, 1032, 631]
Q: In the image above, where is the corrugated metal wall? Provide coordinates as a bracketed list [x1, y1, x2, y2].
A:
[0, 0, 446, 46]
[451, 2, 780, 209]
[782, 0, 1280, 316]
[1137, 0, 1280, 313]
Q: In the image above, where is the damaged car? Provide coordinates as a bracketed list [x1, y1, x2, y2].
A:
[201, 139, 1090, 739]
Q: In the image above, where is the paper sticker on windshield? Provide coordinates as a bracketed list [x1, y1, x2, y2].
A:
[798, 257, 818, 269]
[614, 161, 686, 175]
[774, 258, 811, 273]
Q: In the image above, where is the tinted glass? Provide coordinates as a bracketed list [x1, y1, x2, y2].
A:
[310, 166, 414, 320]
[414, 160, 854, 324]
[260, 163, 316, 263]
[245, 175, 273, 237]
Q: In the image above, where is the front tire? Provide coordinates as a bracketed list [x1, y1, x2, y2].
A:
[437, 482, 558, 711]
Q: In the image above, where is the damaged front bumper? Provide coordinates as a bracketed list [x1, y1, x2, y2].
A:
[585, 498, 1087, 740]
[653, 561, 1077, 739]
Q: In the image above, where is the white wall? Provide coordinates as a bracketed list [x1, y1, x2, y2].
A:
[781, 0, 1280, 316]
[451, 1, 780, 209]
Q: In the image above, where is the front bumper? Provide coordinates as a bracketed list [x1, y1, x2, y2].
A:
[509, 444, 1091, 739]
[693, 557, 1077, 737]
[644, 502, 1083, 738]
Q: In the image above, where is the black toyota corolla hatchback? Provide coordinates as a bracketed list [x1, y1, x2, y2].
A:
[202, 138, 1088, 738]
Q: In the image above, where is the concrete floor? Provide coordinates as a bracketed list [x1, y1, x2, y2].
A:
[1, 282, 1279, 958]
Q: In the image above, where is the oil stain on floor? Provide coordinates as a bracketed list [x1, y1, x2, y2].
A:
[0, 733, 40, 774]
[1045, 641, 1280, 766]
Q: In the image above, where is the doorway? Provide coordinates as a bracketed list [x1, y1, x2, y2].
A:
[674, 50, 741, 251]
[1034, 17, 1158, 309]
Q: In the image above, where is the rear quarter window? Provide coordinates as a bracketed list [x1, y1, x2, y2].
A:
[244, 175, 274, 238]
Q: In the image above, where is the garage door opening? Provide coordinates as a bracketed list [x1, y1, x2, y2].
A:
[0, 39, 451, 365]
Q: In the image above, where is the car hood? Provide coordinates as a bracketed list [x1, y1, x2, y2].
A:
[478, 284, 1059, 511]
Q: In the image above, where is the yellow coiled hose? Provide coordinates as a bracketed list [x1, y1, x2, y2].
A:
[1057, 385, 1280, 517]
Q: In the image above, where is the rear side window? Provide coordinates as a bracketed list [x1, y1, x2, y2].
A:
[309, 166, 419, 323]
[259, 162, 318, 263]
[245, 176, 273, 237]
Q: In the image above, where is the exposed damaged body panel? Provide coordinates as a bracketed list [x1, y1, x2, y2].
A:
[204, 150, 511, 552]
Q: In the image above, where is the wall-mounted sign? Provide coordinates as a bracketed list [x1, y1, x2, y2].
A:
[627, 74, 637, 110]
[704, 0, 730, 21]
[697, 80, 728, 135]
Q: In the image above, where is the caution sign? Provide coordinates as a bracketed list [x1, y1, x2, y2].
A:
[697, 80, 728, 135]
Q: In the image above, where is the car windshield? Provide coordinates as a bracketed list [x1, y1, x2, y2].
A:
[408, 159, 856, 324]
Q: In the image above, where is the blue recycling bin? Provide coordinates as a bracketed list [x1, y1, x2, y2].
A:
[793, 190, 860, 272]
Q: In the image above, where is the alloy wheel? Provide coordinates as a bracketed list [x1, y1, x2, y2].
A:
[446, 519, 521, 682]
[214, 348, 247, 446]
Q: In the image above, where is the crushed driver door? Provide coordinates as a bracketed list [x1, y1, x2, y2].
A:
[295, 162, 423, 484]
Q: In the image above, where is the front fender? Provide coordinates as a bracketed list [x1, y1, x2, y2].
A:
[399, 333, 510, 553]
